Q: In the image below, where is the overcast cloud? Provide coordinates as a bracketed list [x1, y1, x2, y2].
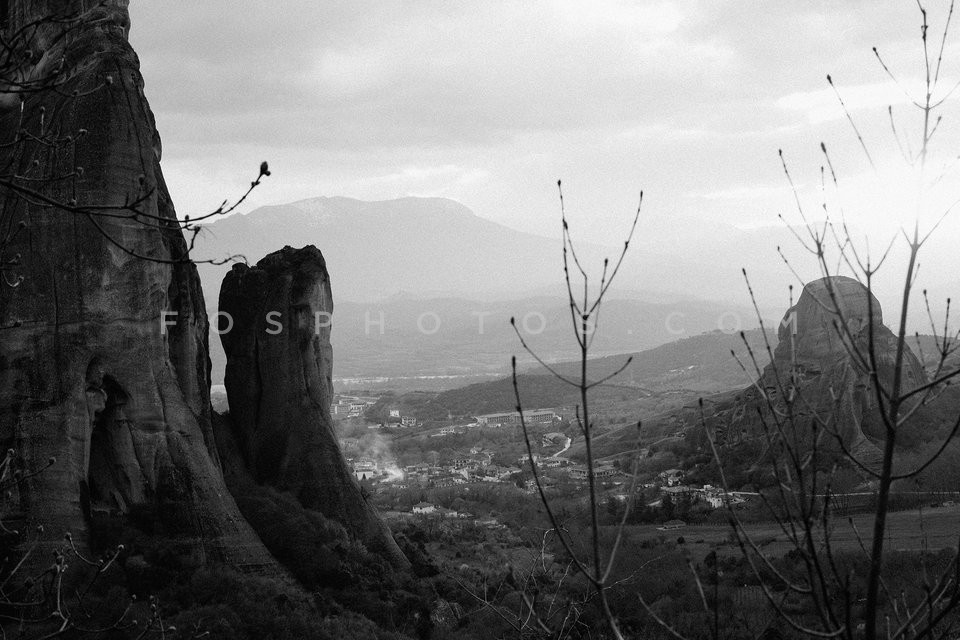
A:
[129, 0, 960, 276]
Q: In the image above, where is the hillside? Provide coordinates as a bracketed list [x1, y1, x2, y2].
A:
[543, 328, 775, 393]
[365, 328, 775, 423]
[575, 281, 960, 476]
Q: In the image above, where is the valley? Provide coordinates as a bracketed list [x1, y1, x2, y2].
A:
[4, 2, 960, 637]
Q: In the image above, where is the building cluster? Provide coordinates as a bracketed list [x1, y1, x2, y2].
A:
[397, 453, 524, 488]
[347, 448, 530, 489]
[345, 456, 406, 483]
[403, 502, 507, 528]
[410, 502, 469, 519]
[475, 409, 557, 427]
[382, 409, 419, 428]
[345, 422, 576, 492]
[431, 424, 472, 437]
[646, 468, 752, 509]
[330, 394, 379, 418]
[352, 458, 379, 481]
[355, 407, 561, 434]
[568, 463, 618, 480]
[512, 452, 621, 485]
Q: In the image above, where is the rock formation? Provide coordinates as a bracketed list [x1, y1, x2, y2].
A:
[219, 246, 408, 567]
[706, 276, 929, 465]
[0, 0, 275, 569]
[769, 276, 925, 382]
[763, 276, 926, 455]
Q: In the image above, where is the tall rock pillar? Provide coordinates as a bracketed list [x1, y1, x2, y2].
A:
[220, 245, 408, 567]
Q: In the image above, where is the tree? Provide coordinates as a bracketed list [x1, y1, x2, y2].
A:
[510, 3, 960, 640]
[660, 493, 675, 522]
[642, 3, 960, 639]
[508, 182, 643, 640]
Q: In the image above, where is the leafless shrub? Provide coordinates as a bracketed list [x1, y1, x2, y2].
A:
[507, 181, 643, 639]
[0, 449, 178, 638]
[640, 3, 960, 639]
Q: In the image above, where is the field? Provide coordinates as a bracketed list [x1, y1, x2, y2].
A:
[622, 505, 960, 558]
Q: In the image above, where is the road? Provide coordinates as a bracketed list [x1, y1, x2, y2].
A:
[551, 437, 572, 458]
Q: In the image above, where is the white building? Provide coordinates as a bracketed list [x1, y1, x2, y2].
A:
[476, 409, 557, 426]
[412, 502, 436, 514]
[353, 459, 378, 481]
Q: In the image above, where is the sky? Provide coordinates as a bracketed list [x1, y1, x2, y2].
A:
[128, 1, 960, 305]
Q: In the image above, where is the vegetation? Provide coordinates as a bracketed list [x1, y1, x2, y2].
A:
[667, 4, 960, 638]
[473, 4, 960, 639]
[5, 2, 960, 640]
[364, 328, 774, 425]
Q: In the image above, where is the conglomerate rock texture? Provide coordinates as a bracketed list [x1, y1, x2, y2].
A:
[219, 246, 408, 567]
[0, 0, 275, 569]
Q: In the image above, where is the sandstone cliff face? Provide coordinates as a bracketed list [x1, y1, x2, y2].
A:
[773, 276, 884, 374]
[764, 276, 926, 454]
[770, 276, 924, 381]
[0, 0, 274, 568]
[219, 246, 407, 567]
[707, 276, 928, 465]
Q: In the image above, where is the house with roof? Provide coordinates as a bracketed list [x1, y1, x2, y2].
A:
[661, 485, 695, 496]
[517, 453, 541, 466]
[412, 502, 435, 514]
[475, 409, 557, 426]
[352, 458, 378, 481]
[570, 464, 617, 480]
[659, 468, 684, 486]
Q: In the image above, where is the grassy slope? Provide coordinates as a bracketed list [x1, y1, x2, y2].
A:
[369, 328, 774, 423]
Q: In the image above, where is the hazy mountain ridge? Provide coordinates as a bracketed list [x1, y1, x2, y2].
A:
[195, 195, 815, 309]
[195, 195, 956, 387]
[196, 195, 615, 303]
[199, 194, 959, 318]
[205, 294, 764, 385]
[544, 327, 775, 392]
[365, 328, 775, 423]
[197, 196, 774, 384]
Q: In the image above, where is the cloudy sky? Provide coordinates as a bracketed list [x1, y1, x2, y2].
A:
[128, 1, 960, 283]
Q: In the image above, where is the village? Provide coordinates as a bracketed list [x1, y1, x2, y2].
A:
[353, 461, 755, 526]
[332, 393, 754, 524]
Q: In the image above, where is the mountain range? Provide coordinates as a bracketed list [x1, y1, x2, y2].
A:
[193, 195, 813, 306]
[194, 197, 773, 384]
[194, 196, 957, 385]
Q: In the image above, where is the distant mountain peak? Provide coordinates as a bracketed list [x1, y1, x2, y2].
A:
[282, 194, 478, 219]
